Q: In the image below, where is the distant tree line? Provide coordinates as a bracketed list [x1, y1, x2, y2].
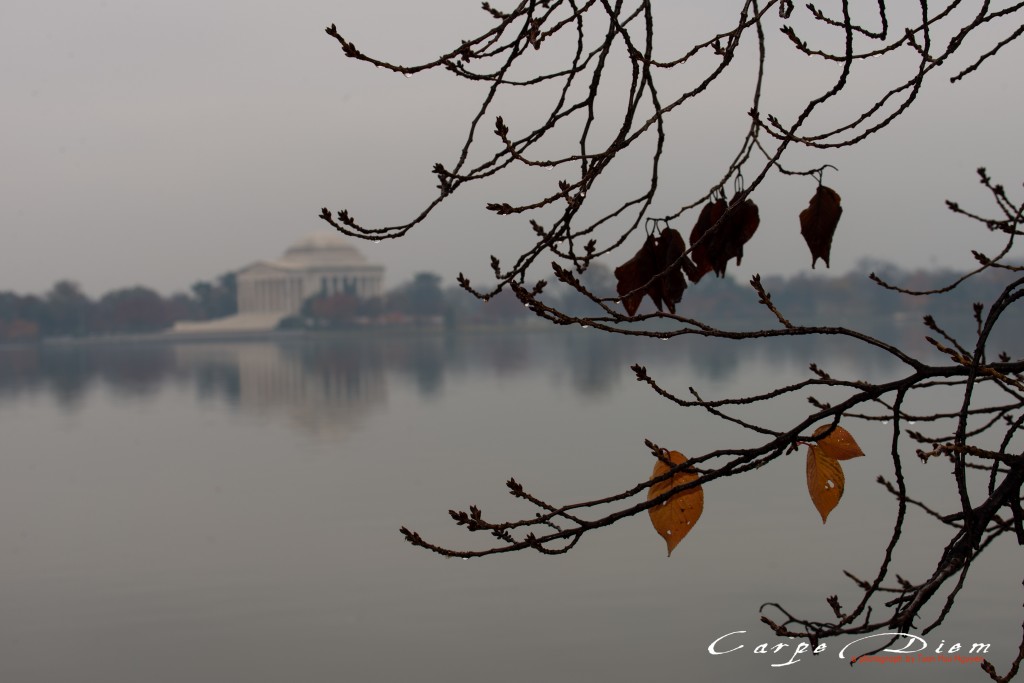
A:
[291, 271, 531, 330]
[546, 259, 1024, 333]
[1, 263, 1018, 342]
[0, 274, 238, 341]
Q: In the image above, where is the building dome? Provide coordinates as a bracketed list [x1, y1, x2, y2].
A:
[232, 231, 384, 319]
[281, 232, 368, 268]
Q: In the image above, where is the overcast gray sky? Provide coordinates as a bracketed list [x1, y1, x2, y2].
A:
[3, 1, 1022, 297]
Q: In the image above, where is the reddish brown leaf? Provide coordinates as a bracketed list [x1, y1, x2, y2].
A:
[708, 196, 760, 275]
[689, 196, 760, 279]
[648, 450, 704, 556]
[615, 229, 694, 315]
[654, 227, 691, 314]
[689, 199, 726, 282]
[800, 186, 843, 268]
[614, 234, 659, 316]
[729, 196, 760, 267]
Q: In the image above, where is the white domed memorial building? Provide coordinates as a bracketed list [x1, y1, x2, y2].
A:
[171, 232, 384, 335]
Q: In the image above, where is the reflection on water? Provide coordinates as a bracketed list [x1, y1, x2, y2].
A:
[0, 329, 913, 424]
[178, 343, 387, 436]
[0, 329, 1019, 683]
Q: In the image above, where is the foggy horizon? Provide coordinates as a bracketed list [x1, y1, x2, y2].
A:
[4, 1, 1023, 299]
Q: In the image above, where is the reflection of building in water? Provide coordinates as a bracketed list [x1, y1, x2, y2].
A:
[173, 343, 386, 436]
[172, 232, 385, 335]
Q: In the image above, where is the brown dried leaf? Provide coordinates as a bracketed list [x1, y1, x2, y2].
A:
[800, 186, 843, 268]
[689, 196, 760, 278]
[648, 450, 704, 556]
[654, 227, 691, 314]
[709, 196, 761, 275]
[807, 443, 845, 524]
[615, 229, 694, 315]
[689, 199, 726, 282]
[614, 234, 659, 316]
[728, 197, 760, 267]
[811, 425, 864, 461]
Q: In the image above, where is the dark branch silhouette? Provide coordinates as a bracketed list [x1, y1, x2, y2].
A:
[321, 2, 1024, 678]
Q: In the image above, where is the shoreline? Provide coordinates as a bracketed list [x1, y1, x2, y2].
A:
[19, 320, 551, 347]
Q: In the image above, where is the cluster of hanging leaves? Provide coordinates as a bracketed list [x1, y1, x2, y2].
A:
[647, 449, 704, 556]
[623, 184, 852, 551]
[614, 185, 843, 315]
[647, 425, 862, 555]
[613, 228, 693, 316]
[805, 425, 864, 523]
[689, 194, 760, 281]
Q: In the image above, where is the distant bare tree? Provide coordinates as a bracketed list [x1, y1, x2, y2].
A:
[320, 2, 1024, 678]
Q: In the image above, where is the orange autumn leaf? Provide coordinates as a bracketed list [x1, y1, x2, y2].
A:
[805, 425, 863, 523]
[648, 450, 704, 556]
[811, 425, 865, 461]
[807, 444, 846, 523]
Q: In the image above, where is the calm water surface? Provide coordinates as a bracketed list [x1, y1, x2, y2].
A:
[0, 330, 1019, 682]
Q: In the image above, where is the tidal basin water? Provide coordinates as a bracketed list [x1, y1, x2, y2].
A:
[0, 330, 1019, 682]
